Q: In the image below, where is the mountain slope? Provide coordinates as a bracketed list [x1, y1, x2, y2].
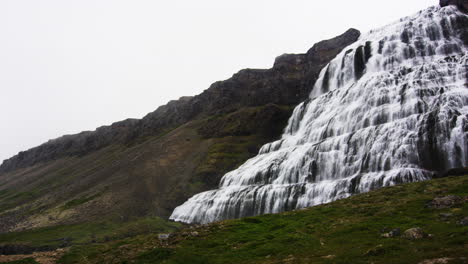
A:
[0, 29, 360, 233]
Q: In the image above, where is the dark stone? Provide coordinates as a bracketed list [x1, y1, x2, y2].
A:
[381, 228, 401, 238]
[436, 167, 468, 178]
[440, 0, 468, 12]
[458, 216, 468, 226]
[364, 41, 372, 62]
[401, 29, 412, 44]
[389, 228, 401, 236]
[354, 45, 366, 80]
[321, 65, 331, 93]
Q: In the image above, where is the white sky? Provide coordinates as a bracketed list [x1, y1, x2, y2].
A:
[0, 0, 435, 162]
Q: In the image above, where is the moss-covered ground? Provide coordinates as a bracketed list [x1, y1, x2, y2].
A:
[0, 217, 181, 249]
[50, 175, 468, 264]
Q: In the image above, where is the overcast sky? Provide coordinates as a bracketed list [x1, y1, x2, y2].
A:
[0, 0, 434, 162]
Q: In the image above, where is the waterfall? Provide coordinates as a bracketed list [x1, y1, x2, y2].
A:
[170, 6, 468, 224]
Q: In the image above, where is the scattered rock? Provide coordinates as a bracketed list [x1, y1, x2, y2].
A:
[403, 228, 427, 240]
[458, 216, 468, 226]
[380, 227, 390, 233]
[427, 195, 464, 209]
[158, 233, 171, 240]
[319, 239, 325, 246]
[381, 228, 401, 238]
[191, 231, 199, 237]
[419, 257, 453, 264]
[282, 255, 296, 264]
[439, 213, 453, 219]
[364, 244, 385, 256]
[321, 255, 336, 259]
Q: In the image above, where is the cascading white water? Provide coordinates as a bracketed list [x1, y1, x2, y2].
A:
[170, 6, 468, 224]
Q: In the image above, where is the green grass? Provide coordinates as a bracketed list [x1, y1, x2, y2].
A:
[58, 175, 467, 264]
[0, 217, 181, 248]
[0, 145, 127, 215]
[61, 193, 102, 210]
[0, 189, 10, 199]
[0, 191, 41, 213]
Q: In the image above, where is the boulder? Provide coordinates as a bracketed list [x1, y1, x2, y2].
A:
[403, 228, 426, 240]
[427, 195, 464, 209]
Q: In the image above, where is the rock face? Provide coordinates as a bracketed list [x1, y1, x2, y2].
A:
[0, 29, 360, 174]
[440, 0, 468, 11]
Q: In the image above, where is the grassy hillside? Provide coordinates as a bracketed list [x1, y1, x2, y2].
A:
[38, 175, 466, 264]
[0, 217, 181, 249]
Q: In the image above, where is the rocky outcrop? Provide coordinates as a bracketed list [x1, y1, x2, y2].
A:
[0, 29, 360, 174]
[440, 0, 468, 12]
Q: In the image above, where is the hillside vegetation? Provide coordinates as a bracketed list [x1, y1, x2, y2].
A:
[1, 175, 463, 264]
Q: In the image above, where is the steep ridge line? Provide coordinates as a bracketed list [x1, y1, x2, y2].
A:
[0, 29, 360, 174]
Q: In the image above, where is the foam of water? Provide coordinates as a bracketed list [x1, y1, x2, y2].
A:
[170, 6, 468, 224]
